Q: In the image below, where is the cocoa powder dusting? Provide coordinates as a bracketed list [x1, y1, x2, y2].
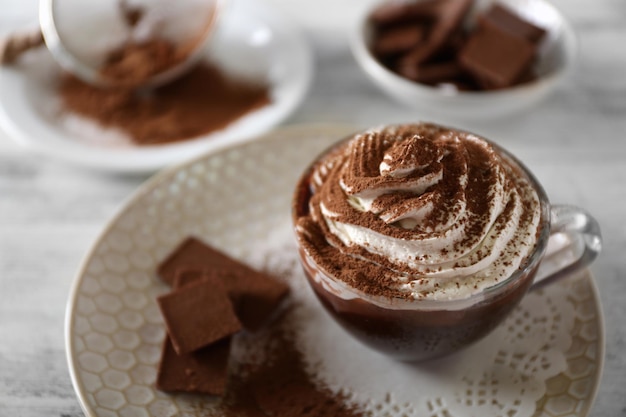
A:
[0, 29, 44, 65]
[99, 2, 214, 87]
[214, 314, 366, 417]
[59, 62, 271, 145]
[295, 123, 542, 300]
[99, 38, 187, 86]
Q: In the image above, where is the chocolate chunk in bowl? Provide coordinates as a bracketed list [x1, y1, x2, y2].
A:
[459, 23, 537, 89]
[477, 3, 546, 43]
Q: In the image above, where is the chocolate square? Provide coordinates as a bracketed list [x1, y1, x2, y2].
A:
[459, 25, 535, 89]
[156, 337, 231, 395]
[157, 276, 241, 354]
[478, 4, 546, 44]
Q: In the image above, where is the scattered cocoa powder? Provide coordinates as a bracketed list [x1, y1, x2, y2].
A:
[59, 62, 271, 145]
[216, 314, 367, 417]
[0, 29, 43, 64]
[99, 38, 188, 87]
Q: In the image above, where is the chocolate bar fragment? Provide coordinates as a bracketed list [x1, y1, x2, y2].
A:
[478, 4, 546, 44]
[156, 337, 231, 395]
[157, 276, 241, 354]
[459, 25, 536, 89]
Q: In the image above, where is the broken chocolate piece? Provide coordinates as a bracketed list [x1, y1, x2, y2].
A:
[157, 276, 241, 354]
[478, 4, 546, 44]
[459, 25, 535, 89]
[156, 337, 231, 395]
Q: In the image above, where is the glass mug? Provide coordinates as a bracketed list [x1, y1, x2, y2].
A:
[292, 127, 602, 362]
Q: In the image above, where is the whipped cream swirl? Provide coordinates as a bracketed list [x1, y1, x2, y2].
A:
[297, 124, 542, 301]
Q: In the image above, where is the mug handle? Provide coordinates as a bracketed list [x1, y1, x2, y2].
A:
[530, 205, 602, 290]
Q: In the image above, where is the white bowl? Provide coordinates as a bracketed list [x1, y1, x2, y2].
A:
[350, 0, 577, 119]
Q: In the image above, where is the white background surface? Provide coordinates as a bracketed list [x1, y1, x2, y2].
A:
[0, 0, 625, 416]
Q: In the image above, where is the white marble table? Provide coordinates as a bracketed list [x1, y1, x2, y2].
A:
[0, 0, 624, 416]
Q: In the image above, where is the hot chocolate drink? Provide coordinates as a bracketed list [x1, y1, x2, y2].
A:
[293, 123, 549, 360]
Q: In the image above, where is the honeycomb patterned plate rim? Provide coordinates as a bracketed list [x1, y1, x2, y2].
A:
[64, 123, 605, 417]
